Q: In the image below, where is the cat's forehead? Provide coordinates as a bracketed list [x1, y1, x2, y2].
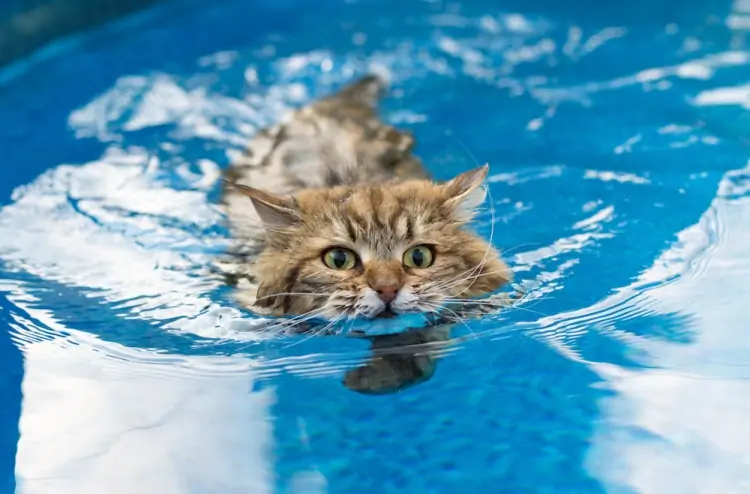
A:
[327, 214, 419, 261]
[298, 183, 447, 257]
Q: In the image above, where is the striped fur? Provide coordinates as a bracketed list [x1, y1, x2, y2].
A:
[221, 75, 511, 320]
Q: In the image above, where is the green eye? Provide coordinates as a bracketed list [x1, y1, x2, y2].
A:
[322, 248, 358, 270]
[403, 245, 435, 269]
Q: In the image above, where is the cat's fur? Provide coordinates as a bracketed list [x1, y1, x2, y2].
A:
[221, 75, 511, 323]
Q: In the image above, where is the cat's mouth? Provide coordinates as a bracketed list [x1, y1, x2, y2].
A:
[375, 308, 396, 319]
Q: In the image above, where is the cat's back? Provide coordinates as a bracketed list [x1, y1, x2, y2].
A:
[224, 75, 426, 191]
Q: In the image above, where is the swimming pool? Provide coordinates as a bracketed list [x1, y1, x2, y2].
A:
[1, 0, 749, 491]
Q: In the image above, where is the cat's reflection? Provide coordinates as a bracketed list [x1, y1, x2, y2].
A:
[343, 325, 453, 394]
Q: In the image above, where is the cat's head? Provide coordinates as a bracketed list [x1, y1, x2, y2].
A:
[233, 164, 511, 321]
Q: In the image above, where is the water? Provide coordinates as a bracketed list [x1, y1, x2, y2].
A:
[1, 0, 749, 492]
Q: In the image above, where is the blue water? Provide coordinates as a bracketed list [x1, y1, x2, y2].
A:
[1, 0, 750, 492]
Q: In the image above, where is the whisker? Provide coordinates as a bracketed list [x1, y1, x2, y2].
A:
[502, 304, 550, 318]
[423, 149, 499, 293]
[443, 298, 510, 307]
[431, 261, 488, 290]
[255, 307, 330, 334]
[253, 292, 331, 303]
[500, 242, 546, 257]
[422, 284, 529, 321]
[427, 267, 512, 293]
[432, 301, 501, 320]
[455, 155, 498, 293]
[281, 313, 344, 350]
[442, 289, 526, 304]
[422, 301, 489, 351]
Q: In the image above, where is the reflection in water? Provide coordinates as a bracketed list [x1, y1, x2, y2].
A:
[343, 326, 452, 394]
[13, 335, 274, 494]
[584, 161, 750, 493]
[0, 143, 279, 492]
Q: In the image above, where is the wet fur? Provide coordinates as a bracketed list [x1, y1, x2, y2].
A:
[220, 75, 511, 322]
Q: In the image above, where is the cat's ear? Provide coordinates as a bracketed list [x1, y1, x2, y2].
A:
[442, 164, 489, 221]
[229, 182, 301, 230]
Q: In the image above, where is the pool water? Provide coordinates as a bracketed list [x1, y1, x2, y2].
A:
[1, 0, 750, 492]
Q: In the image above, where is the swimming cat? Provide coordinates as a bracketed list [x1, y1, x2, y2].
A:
[219, 74, 515, 393]
[221, 74, 512, 323]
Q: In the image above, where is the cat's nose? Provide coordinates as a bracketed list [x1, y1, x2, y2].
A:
[365, 261, 404, 303]
[374, 284, 399, 303]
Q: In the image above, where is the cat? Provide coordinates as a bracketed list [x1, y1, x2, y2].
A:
[220, 74, 515, 393]
[221, 74, 512, 323]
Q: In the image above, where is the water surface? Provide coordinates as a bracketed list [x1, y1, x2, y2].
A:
[1, 0, 750, 492]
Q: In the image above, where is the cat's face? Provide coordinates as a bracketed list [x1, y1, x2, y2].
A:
[235, 165, 511, 321]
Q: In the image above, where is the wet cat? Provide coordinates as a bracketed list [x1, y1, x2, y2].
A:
[221, 75, 512, 323]
[219, 74, 515, 393]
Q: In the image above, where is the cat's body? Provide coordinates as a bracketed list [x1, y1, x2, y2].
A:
[219, 74, 515, 393]
[220, 74, 511, 326]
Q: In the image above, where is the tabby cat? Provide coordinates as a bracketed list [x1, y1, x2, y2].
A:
[221, 75, 512, 325]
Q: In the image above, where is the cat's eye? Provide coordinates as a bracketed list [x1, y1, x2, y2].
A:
[403, 245, 435, 269]
[322, 247, 358, 270]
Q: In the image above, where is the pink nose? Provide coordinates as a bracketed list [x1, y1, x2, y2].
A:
[374, 284, 399, 303]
